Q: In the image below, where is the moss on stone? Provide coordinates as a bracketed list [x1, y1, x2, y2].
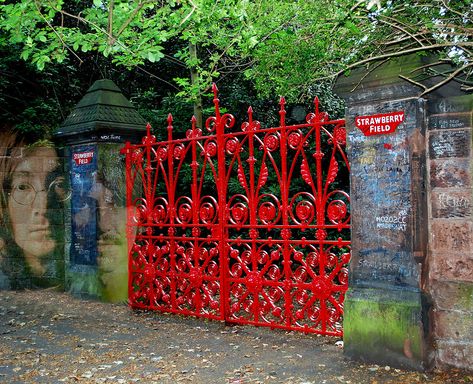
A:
[344, 288, 424, 369]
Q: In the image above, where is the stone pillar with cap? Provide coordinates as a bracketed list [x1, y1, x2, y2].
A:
[55, 79, 145, 302]
[336, 54, 473, 371]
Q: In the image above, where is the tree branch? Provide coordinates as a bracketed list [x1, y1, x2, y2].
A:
[108, 0, 114, 45]
[420, 62, 473, 96]
[33, 1, 84, 65]
[377, 16, 426, 47]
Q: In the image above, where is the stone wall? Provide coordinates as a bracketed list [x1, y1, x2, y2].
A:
[426, 94, 473, 369]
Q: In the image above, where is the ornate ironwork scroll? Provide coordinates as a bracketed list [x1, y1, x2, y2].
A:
[122, 85, 350, 336]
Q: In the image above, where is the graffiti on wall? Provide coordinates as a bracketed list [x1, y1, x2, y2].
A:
[0, 129, 68, 289]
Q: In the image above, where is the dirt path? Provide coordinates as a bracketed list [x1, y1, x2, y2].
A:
[0, 289, 471, 384]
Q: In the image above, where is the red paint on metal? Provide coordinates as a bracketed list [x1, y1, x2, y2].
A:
[123, 85, 350, 336]
[355, 111, 404, 136]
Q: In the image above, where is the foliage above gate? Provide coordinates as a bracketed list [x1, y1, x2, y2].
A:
[122, 85, 350, 336]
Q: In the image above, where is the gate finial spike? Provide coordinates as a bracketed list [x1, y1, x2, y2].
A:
[146, 122, 152, 137]
[279, 96, 286, 109]
[247, 106, 253, 123]
[167, 113, 173, 140]
[191, 115, 197, 130]
[314, 96, 320, 116]
[279, 96, 286, 126]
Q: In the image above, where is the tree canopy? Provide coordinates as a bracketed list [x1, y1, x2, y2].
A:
[1, 0, 471, 98]
[0, 0, 471, 137]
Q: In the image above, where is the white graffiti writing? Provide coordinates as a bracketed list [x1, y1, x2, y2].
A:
[438, 193, 471, 209]
[375, 210, 408, 231]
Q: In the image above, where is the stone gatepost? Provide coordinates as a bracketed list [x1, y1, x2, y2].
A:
[336, 56, 473, 371]
[55, 79, 145, 302]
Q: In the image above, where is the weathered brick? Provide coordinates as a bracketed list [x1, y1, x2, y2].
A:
[429, 159, 471, 188]
[435, 340, 473, 370]
[428, 280, 473, 312]
[428, 251, 473, 282]
[431, 220, 473, 252]
[432, 310, 473, 340]
[428, 129, 471, 159]
[428, 113, 472, 130]
[431, 190, 472, 219]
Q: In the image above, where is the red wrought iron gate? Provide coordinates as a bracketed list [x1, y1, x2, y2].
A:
[122, 85, 350, 336]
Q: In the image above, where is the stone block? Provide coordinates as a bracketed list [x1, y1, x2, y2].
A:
[428, 251, 473, 283]
[431, 220, 473, 253]
[427, 95, 473, 114]
[435, 340, 473, 370]
[428, 113, 472, 130]
[429, 158, 471, 188]
[428, 129, 471, 159]
[431, 190, 472, 219]
[432, 310, 473, 341]
[428, 280, 473, 312]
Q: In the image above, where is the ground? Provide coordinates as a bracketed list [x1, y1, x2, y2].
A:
[0, 290, 471, 384]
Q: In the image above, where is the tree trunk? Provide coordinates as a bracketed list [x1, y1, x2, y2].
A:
[189, 43, 203, 129]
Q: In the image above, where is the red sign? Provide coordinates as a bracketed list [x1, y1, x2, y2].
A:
[355, 111, 404, 136]
[73, 151, 94, 165]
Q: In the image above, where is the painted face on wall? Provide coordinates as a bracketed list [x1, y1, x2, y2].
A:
[90, 181, 129, 302]
[8, 147, 69, 276]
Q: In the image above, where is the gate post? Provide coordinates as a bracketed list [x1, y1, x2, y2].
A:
[336, 56, 429, 370]
[55, 79, 145, 303]
[336, 54, 473, 371]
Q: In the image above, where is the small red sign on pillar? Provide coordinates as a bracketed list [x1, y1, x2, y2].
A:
[355, 111, 404, 136]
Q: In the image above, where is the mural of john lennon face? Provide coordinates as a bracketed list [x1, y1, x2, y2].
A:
[8, 147, 68, 271]
[0, 131, 69, 289]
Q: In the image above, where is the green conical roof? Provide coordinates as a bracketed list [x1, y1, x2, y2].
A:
[56, 79, 146, 142]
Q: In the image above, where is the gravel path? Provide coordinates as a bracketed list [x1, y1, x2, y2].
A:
[0, 289, 471, 384]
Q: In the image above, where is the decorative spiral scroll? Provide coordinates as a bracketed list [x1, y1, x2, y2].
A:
[186, 128, 202, 139]
[326, 190, 350, 225]
[241, 120, 261, 132]
[225, 137, 240, 154]
[227, 195, 249, 225]
[203, 140, 218, 158]
[222, 113, 236, 130]
[262, 133, 280, 152]
[289, 192, 316, 225]
[131, 148, 143, 165]
[133, 197, 152, 225]
[175, 196, 193, 224]
[156, 145, 168, 161]
[152, 197, 169, 224]
[205, 116, 217, 132]
[287, 130, 303, 149]
[199, 196, 218, 224]
[257, 194, 281, 225]
[306, 111, 329, 124]
[173, 143, 186, 160]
